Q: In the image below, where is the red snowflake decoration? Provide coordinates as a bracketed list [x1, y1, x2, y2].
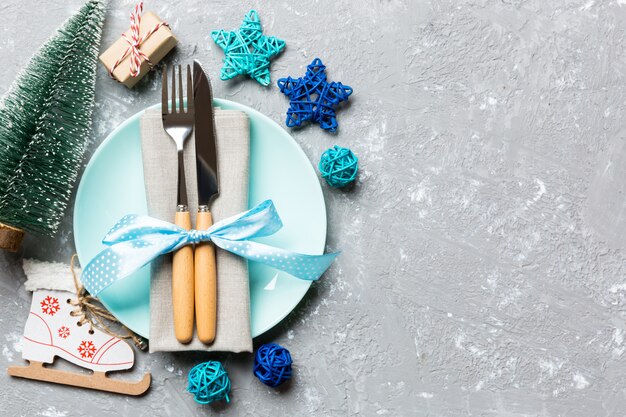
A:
[40, 296, 60, 316]
[77, 340, 96, 359]
[58, 326, 70, 339]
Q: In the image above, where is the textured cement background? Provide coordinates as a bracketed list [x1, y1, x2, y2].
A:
[1, 0, 626, 415]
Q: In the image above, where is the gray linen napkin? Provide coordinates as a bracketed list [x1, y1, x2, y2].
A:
[140, 107, 252, 353]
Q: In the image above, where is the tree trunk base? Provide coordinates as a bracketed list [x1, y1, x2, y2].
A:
[0, 222, 24, 252]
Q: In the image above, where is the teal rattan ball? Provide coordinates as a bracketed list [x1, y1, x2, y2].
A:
[318, 145, 358, 188]
[187, 361, 231, 404]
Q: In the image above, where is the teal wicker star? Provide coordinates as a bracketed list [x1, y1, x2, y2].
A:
[211, 10, 285, 86]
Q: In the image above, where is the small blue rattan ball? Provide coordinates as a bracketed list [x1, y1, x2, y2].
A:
[254, 343, 293, 387]
[187, 361, 231, 404]
[319, 145, 358, 188]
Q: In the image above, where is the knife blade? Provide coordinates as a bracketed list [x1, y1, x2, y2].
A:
[193, 60, 218, 344]
[194, 61, 219, 205]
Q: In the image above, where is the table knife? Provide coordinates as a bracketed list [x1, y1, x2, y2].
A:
[193, 61, 219, 344]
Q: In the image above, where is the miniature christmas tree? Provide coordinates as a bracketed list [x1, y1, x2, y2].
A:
[0, 0, 107, 251]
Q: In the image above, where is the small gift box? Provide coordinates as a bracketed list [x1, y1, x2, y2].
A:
[99, 4, 177, 88]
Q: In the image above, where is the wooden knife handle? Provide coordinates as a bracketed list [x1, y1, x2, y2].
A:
[195, 210, 217, 344]
[172, 210, 194, 344]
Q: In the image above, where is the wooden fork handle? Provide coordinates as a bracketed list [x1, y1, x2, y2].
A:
[172, 209, 194, 344]
[195, 210, 217, 344]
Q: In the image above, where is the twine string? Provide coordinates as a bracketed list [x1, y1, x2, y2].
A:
[109, 1, 169, 79]
[68, 254, 147, 350]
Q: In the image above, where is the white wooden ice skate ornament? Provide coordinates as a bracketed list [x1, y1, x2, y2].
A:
[8, 289, 151, 395]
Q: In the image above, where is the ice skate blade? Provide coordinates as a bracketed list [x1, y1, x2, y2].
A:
[7, 360, 151, 396]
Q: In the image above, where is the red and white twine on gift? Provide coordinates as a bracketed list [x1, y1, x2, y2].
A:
[109, 1, 169, 79]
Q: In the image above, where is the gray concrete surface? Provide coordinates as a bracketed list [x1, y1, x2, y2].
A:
[1, 0, 626, 415]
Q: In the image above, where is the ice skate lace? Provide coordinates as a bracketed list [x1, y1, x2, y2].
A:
[68, 254, 147, 350]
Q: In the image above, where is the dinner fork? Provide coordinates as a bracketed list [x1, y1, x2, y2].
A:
[162, 64, 195, 344]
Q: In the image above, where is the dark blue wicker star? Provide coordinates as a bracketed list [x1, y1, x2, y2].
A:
[277, 58, 353, 132]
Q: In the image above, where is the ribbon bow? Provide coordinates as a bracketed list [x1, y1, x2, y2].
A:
[81, 200, 339, 296]
[109, 1, 169, 78]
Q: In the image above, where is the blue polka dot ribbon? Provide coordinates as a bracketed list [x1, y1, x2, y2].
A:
[81, 200, 339, 296]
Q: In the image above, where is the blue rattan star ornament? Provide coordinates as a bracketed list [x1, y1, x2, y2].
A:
[211, 10, 285, 86]
[277, 58, 353, 132]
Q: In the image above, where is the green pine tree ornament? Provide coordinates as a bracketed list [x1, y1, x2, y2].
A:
[0, 0, 107, 251]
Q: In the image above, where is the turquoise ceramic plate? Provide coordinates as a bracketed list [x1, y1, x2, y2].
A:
[74, 98, 326, 339]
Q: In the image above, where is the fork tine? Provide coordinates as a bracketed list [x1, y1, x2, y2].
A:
[162, 65, 168, 115]
[171, 65, 176, 113]
[178, 65, 184, 113]
[186, 64, 193, 113]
